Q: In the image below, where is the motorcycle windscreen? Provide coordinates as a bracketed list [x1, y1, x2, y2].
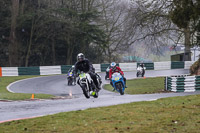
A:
[111, 73, 122, 81]
[79, 73, 86, 79]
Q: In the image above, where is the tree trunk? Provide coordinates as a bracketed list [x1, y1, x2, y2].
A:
[66, 47, 73, 65]
[81, 0, 86, 12]
[66, 33, 74, 65]
[52, 38, 56, 65]
[184, 25, 191, 61]
[25, 18, 34, 67]
[20, 0, 25, 15]
[108, 48, 112, 63]
[9, 0, 19, 67]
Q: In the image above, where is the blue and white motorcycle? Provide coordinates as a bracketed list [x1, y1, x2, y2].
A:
[111, 72, 125, 95]
[67, 72, 76, 86]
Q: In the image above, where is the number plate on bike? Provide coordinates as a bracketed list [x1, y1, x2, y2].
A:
[79, 73, 86, 78]
[115, 77, 120, 81]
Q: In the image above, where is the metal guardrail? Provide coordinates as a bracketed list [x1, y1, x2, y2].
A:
[0, 61, 196, 76]
[165, 75, 200, 92]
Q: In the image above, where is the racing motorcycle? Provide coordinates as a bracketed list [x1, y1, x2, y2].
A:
[111, 72, 125, 95]
[67, 72, 76, 85]
[136, 66, 146, 77]
[78, 72, 100, 98]
[105, 66, 111, 80]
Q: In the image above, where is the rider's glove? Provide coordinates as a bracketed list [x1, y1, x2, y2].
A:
[120, 73, 124, 77]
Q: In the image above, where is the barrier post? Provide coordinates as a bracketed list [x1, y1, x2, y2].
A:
[0, 67, 2, 77]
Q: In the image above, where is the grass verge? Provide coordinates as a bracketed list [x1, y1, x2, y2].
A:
[104, 77, 165, 94]
[0, 94, 199, 132]
[0, 76, 53, 100]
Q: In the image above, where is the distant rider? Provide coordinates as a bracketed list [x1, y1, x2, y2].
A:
[139, 63, 145, 75]
[68, 65, 76, 85]
[109, 62, 127, 88]
[74, 53, 101, 90]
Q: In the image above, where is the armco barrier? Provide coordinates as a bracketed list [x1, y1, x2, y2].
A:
[101, 64, 110, 72]
[18, 67, 40, 75]
[154, 61, 171, 70]
[61, 65, 72, 74]
[171, 61, 185, 69]
[137, 63, 154, 70]
[40, 66, 61, 75]
[119, 63, 137, 71]
[184, 61, 195, 69]
[0, 61, 196, 76]
[165, 75, 200, 92]
[0, 67, 2, 77]
[101, 63, 119, 72]
[2, 67, 18, 76]
[93, 64, 101, 73]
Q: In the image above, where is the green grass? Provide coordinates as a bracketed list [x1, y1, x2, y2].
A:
[104, 77, 165, 94]
[0, 76, 199, 132]
[0, 94, 199, 132]
[0, 76, 53, 100]
[0, 76, 165, 100]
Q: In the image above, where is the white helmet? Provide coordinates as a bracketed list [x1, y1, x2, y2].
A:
[77, 53, 85, 62]
[110, 62, 117, 70]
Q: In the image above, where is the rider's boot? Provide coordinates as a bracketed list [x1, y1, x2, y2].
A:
[90, 82, 96, 90]
[96, 85, 101, 92]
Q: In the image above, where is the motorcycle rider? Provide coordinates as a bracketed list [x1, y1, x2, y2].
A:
[68, 65, 75, 73]
[105, 65, 111, 80]
[109, 62, 127, 88]
[139, 63, 145, 75]
[68, 65, 76, 85]
[74, 53, 101, 90]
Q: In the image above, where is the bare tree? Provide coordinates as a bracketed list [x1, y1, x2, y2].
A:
[97, 0, 133, 62]
[128, 0, 199, 61]
[127, 0, 181, 54]
[9, 0, 20, 66]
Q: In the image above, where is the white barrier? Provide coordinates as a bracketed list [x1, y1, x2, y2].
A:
[184, 61, 195, 69]
[93, 64, 101, 73]
[119, 63, 137, 71]
[0, 61, 196, 76]
[165, 75, 199, 92]
[2, 67, 19, 76]
[154, 61, 171, 70]
[40, 66, 61, 75]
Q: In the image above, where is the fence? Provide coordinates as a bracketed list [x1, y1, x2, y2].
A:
[0, 61, 196, 76]
[165, 75, 200, 92]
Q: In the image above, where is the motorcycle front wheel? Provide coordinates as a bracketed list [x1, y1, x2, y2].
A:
[136, 72, 139, 77]
[116, 82, 124, 95]
[68, 79, 72, 85]
[81, 84, 90, 98]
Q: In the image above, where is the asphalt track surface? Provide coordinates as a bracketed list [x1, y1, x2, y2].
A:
[1, 69, 200, 123]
